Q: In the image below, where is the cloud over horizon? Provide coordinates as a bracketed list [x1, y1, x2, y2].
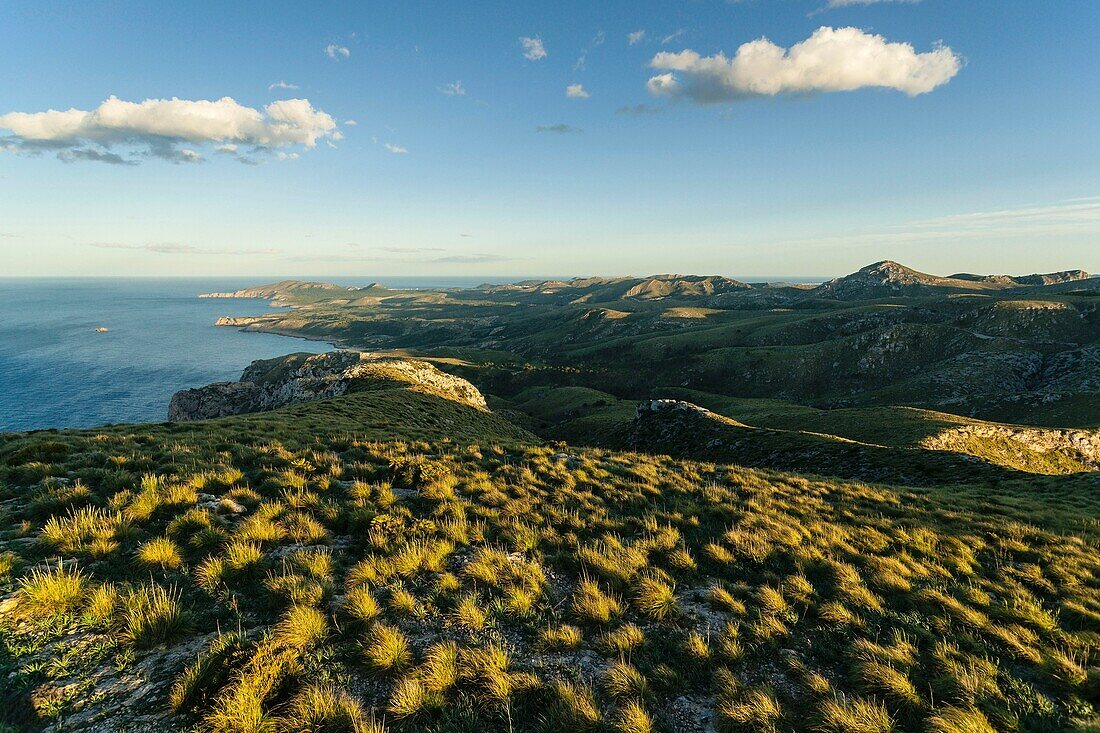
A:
[90, 242, 281, 255]
[827, 0, 921, 7]
[647, 26, 960, 103]
[536, 123, 583, 134]
[0, 96, 341, 165]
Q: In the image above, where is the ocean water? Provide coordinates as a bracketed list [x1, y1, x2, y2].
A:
[0, 276, 509, 433]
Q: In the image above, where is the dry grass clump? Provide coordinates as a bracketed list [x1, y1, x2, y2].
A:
[602, 623, 646, 656]
[925, 706, 996, 733]
[632, 575, 678, 620]
[205, 640, 304, 733]
[275, 604, 328, 649]
[343, 586, 381, 624]
[123, 583, 189, 647]
[453, 592, 487, 630]
[456, 642, 525, 709]
[540, 624, 584, 651]
[170, 632, 249, 712]
[718, 686, 782, 733]
[546, 679, 602, 731]
[40, 506, 127, 555]
[137, 536, 183, 571]
[362, 623, 412, 673]
[571, 578, 623, 624]
[612, 699, 654, 733]
[84, 581, 121, 626]
[816, 696, 894, 733]
[18, 561, 86, 617]
[603, 660, 649, 700]
[284, 684, 383, 732]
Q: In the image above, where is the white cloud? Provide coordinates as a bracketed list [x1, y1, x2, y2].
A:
[90, 242, 281, 255]
[661, 29, 686, 45]
[325, 44, 350, 60]
[520, 36, 547, 61]
[777, 198, 1100, 250]
[828, 0, 921, 6]
[0, 95, 340, 165]
[647, 26, 960, 103]
[268, 80, 299, 90]
[440, 81, 467, 96]
[566, 84, 590, 99]
[384, 143, 408, 154]
[628, 30, 646, 46]
[344, 119, 357, 125]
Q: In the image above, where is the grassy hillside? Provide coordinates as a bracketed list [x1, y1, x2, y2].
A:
[203, 264, 1100, 429]
[2, 394, 1098, 732]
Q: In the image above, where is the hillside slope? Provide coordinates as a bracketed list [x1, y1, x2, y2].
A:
[1, 393, 1098, 733]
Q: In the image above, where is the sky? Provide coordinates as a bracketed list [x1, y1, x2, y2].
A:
[1, 0, 1098, 280]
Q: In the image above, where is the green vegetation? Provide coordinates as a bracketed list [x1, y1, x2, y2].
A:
[1, 389, 1097, 732]
[1, 263, 1098, 730]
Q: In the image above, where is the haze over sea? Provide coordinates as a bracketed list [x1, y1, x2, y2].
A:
[0, 277, 506, 432]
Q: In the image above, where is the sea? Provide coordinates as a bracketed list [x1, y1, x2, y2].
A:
[0, 276, 507, 433]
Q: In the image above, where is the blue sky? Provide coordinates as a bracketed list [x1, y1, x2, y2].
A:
[1, 0, 1098, 279]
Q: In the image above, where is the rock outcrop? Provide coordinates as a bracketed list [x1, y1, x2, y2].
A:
[168, 351, 488, 421]
[921, 424, 1100, 472]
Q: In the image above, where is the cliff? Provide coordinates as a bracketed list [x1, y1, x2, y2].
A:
[168, 350, 488, 421]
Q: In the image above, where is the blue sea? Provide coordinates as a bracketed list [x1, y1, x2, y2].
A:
[0, 276, 506, 433]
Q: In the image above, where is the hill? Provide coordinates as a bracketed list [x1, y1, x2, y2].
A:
[201, 260, 1100, 427]
[168, 351, 492, 421]
[814, 261, 1094, 300]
